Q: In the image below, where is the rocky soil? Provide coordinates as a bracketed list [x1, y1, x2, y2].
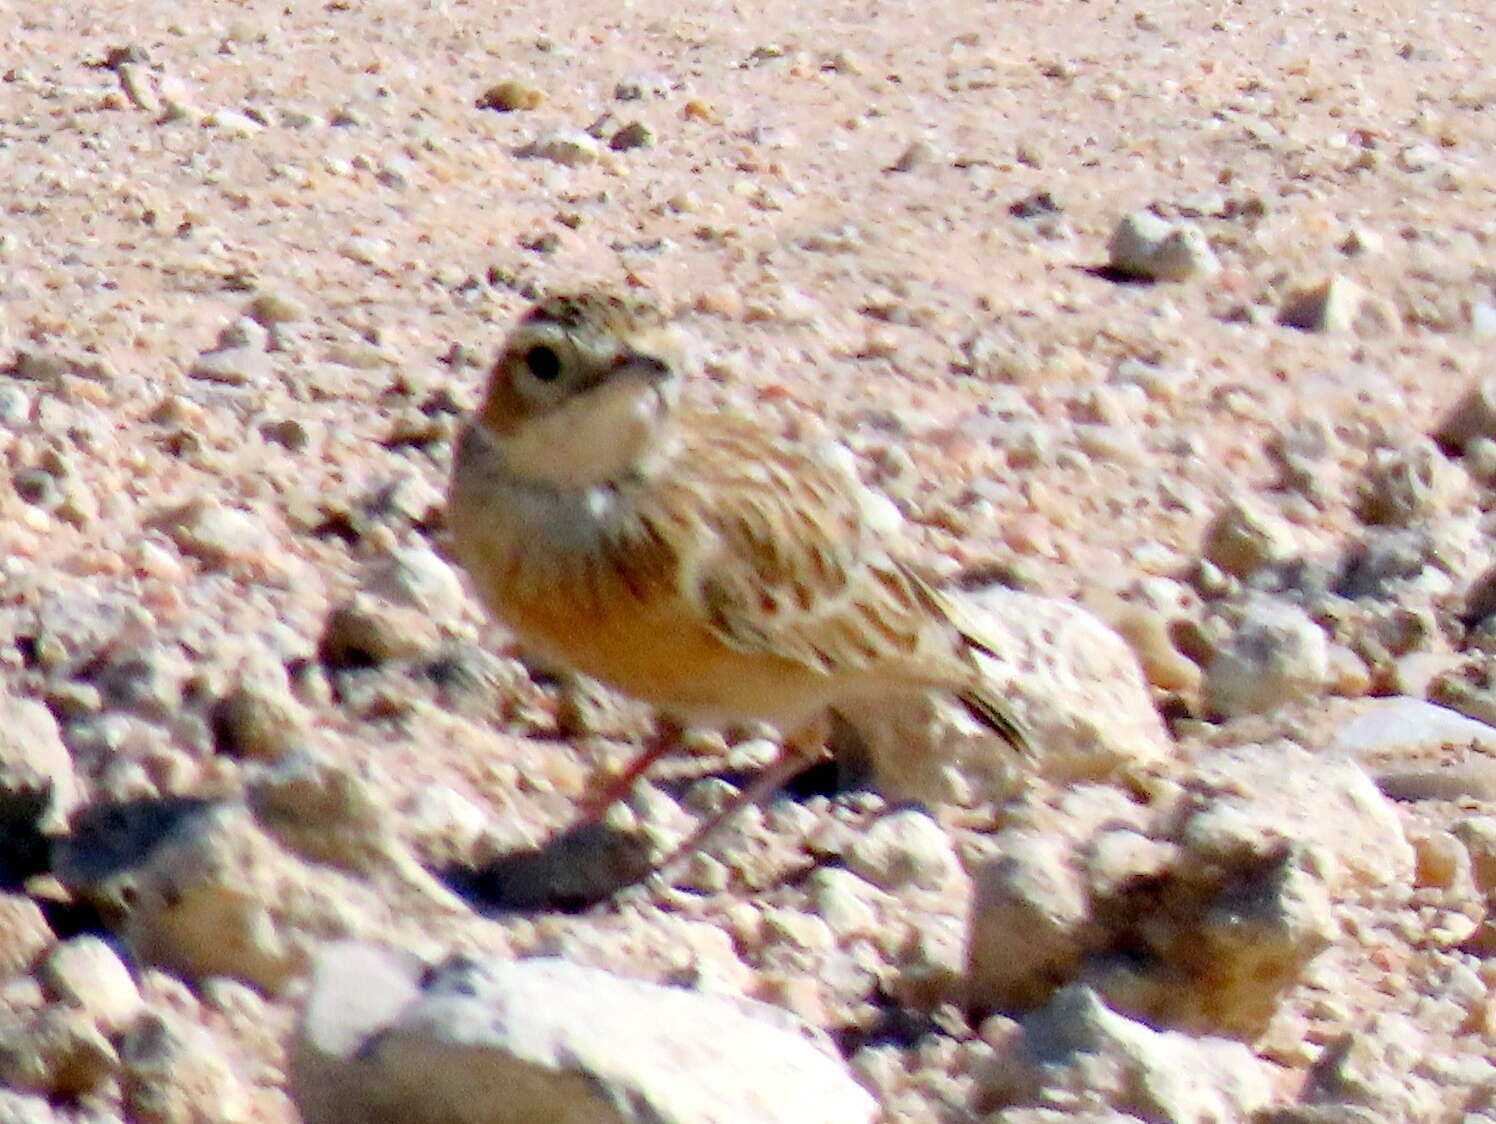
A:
[2, 0, 1496, 1120]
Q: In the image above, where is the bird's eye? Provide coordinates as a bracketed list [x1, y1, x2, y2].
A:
[523, 345, 562, 383]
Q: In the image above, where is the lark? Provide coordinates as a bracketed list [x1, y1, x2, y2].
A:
[447, 292, 1028, 872]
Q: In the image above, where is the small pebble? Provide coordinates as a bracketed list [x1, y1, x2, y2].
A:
[318, 593, 441, 667]
[1278, 274, 1393, 335]
[211, 678, 308, 762]
[203, 108, 262, 136]
[889, 139, 935, 172]
[214, 316, 269, 352]
[520, 130, 600, 166]
[614, 72, 670, 101]
[476, 79, 544, 112]
[189, 347, 272, 386]
[609, 121, 654, 151]
[1200, 496, 1296, 578]
[340, 236, 389, 266]
[0, 384, 30, 425]
[1434, 378, 1496, 453]
[164, 500, 277, 569]
[1107, 209, 1220, 281]
[845, 809, 962, 893]
[38, 937, 143, 1035]
[13, 469, 59, 510]
[0, 895, 54, 977]
[247, 290, 308, 325]
[1340, 226, 1384, 256]
[1206, 598, 1330, 718]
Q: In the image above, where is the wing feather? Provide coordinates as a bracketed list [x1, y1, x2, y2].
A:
[647, 415, 954, 678]
[629, 410, 1029, 752]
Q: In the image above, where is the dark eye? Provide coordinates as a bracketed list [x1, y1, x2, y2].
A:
[523, 345, 562, 383]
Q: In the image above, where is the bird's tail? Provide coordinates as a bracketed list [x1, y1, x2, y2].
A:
[913, 575, 1034, 758]
[898, 563, 1035, 759]
[956, 686, 1033, 759]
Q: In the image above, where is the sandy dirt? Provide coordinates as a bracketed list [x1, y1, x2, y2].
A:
[2, 0, 1495, 1119]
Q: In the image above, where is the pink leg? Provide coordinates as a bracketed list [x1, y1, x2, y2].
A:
[651, 722, 829, 882]
[574, 715, 684, 824]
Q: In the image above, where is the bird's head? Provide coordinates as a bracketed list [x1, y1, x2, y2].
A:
[473, 292, 684, 487]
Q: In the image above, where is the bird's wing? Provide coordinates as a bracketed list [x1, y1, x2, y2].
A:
[649, 416, 957, 677]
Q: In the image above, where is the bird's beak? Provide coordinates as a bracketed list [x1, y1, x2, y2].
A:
[613, 351, 674, 383]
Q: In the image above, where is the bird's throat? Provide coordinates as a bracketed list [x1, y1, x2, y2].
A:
[492, 379, 670, 489]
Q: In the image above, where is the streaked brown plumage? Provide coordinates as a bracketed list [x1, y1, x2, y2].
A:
[447, 292, 1027, 866]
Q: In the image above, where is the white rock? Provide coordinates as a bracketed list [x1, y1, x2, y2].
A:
[1277, 275, 1393, 335]
[0, 894, 54, 976]
[981, 987, 1272, 1123]
[249, 751, 457, 887]
[1409, 828, 1472, 893]
[840, 587, 1171, 806]
[845, 809, 964, 893]
[38, 936, 143, 1035]
[807, 867, 887, 940]
[0, 1091, 57, 1124]
[0, 383, 31, 425]
[211, 660, 310, 763]
[214, 316, 270, 352]
[1107, 210, 1220, 282]
[1200, 496, 1297, 578]
[0, 1008, 117, 1099]
[1206, 598, 1328, 718]
[968, 831, 1089, 1010]
[247, 289, 309, 326]
[163, 500, 278, 569]
[290, 947, 877, 1124]
[1435, 376, 1496, 453]
[1332, 697, 1496, 757]
[363, 545, 467, 620]
[968, 742, 1389, 1035]
[521, 129, 600, 166]
[56, 794, 452, 993]
[1182, 741, 1412, 892]
[1084, 827, 1178, 898]
[203, 108, 263, 135]
[340, 236, 389, 266]
[1300, 1012, 1443, 1119]
[0, 696, 79, 832]
[1451, 816, 1496, 895]
[1354, 439, 1470, 526]
[1339, 226, 1384, 256]
[120, 1010, 254, 1124]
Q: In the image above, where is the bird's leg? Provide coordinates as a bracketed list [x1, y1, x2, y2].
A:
[650, 718, 830, 883]
[574, 714, 685, 824]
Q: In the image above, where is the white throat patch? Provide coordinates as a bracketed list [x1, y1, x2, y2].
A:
[498, 375, 672, 488]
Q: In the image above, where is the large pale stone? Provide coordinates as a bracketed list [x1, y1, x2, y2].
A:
[1206, 599, 1329, 718]
[968, 743, 1397, 1037]
[841, 588, 1171, 807]
[981, 987, 1272, 1122]
[0, 695, 79, 834]
[1181, 741, 1413, 893]
[120, 1010, 254, 1124]
[38, 936, 143, 1035]
[54, 760, 473, 992]
[1332, 697, 1496, 757]
[290, 946, 877, 1124]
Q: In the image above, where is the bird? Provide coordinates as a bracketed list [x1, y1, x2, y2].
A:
[446, 291, 1029, 876]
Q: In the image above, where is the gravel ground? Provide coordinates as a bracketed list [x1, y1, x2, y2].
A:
[2, 0, 1496, 1119]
